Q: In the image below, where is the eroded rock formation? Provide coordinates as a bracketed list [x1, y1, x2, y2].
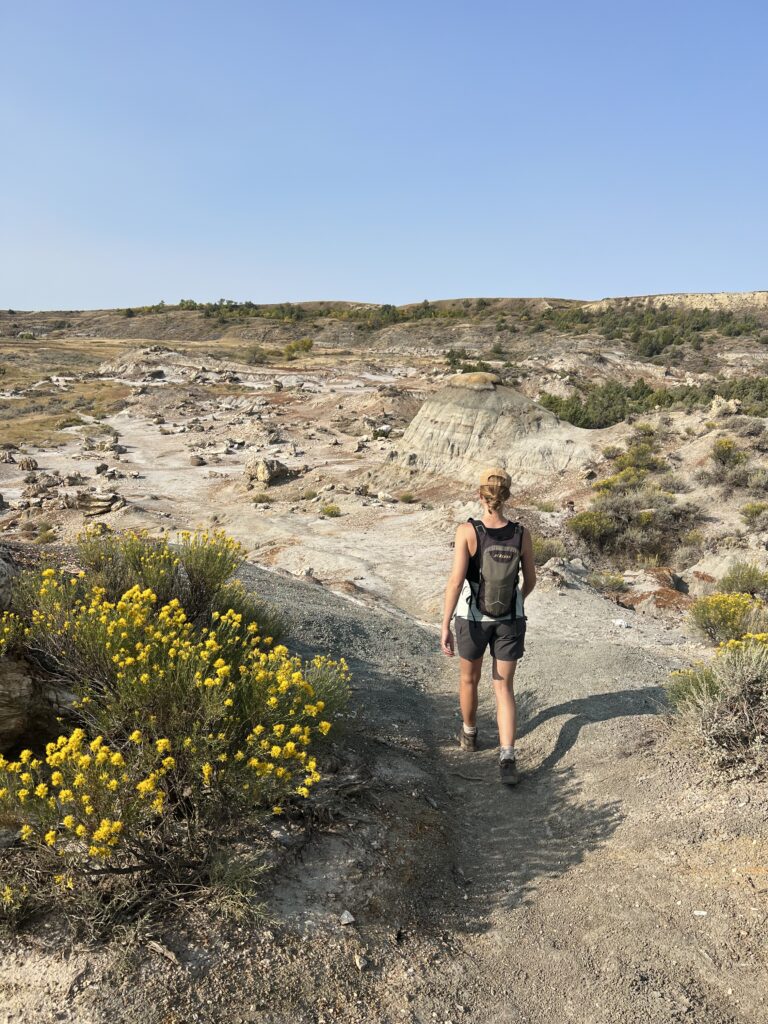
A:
[397, 372, 598, 487]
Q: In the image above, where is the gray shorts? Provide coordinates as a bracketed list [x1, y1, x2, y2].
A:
[454, 615, 526, 663]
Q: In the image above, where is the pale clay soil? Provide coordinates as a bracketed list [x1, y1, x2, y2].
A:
[1, 336, 767, 1022]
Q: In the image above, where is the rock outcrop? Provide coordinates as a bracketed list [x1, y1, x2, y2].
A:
[396, 372, 597, 488]
[243, 457, 300, 486]
[0, 547, 18, 612]
[75, 490, 128, 516]
[0, 657, 34, 751]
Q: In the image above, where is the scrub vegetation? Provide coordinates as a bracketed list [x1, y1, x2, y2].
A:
[0, 529, 349, 935]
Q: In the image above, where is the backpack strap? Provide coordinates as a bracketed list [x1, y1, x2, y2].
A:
[465, 517, 483, 613]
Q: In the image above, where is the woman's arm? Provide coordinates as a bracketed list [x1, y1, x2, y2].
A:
[520, 526, 537, 599]
[441, 524, 471, 655]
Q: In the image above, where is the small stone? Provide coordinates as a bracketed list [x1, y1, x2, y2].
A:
[339, 910, 355, 926]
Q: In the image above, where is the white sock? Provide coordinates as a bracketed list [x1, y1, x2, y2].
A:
[500, 745, 515, 762]
[463, 723, 477, 736]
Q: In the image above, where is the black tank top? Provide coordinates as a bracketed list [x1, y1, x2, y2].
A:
[466, 519, 520, 584]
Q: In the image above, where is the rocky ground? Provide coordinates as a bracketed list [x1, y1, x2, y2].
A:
[1, 561, 766, 1024]
[2, 293, 768, 1021]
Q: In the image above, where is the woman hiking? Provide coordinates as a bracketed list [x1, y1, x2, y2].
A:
[441, 467, 536, 785]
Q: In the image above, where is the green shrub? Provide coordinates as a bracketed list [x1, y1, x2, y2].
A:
[252, 492, 273, 504]
[711, 438, 748, 467]
[748, 468, 768, 494]
[176, 530, 247, 618]
[631, 422, 657, 439]
[284, 338, 313, 360]
[245, 346, 271, 365]
[601, 445, 622, 460]
[587, 571, 627, 592]
[445, 347, 468, 368]
[740, 502, 768, 529]
[613, 442, 666, 472]
[667, 638, 768, 772]
[667, 663, 719, 708]
[398, 492, 416, 503]
[717, 561, 768, 597]
[320, 504, 341, 517]
[732, 416, 765, 438]
[540, 373, 768, 427]
[569, 485, 701, 559]
[532, 535, 567, 564]
[568, 509, 615, 547]
[593, 467, 648, 493]
[689, 592, 765, 643]
[300, 489, 318, 500]
[655, 471, 689, 493]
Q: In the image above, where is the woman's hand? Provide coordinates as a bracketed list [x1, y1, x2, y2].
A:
[441, 625, 455, 656]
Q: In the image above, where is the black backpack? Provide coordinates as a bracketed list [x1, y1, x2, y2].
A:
[467, 518, 524, 619]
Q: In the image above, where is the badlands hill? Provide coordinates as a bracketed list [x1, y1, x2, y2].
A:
[392, 371, 597, 488]
[2, 291, 768, 1022]
[2, 290, 768, 615]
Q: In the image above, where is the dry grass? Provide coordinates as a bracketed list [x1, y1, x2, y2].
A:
[0, 380, 131, 446]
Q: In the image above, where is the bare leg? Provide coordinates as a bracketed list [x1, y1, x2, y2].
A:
[492, 657, 518, 747]
[459, 656, 483, 727]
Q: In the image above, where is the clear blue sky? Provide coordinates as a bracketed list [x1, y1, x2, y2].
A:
[1, 1, 766, 310]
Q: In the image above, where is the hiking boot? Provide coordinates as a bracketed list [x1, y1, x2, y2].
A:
[457, 727, 477, 752]
[500, 756, 520, 786]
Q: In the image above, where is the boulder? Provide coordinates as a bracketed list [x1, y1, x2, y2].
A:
[189, 454, 207, 466]
[0, 658, 33, 751]
[617, 568, 693, 617]
[0, 548, 18, 612]
[243, 457, 299, 486]
[19, 457, 38, 471]
[75, 490, 128, 516]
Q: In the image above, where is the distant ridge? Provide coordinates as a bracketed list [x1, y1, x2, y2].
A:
[585, 290, 768, 313]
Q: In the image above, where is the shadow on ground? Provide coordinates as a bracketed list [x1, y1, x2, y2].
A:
[240, 564, 669, 934]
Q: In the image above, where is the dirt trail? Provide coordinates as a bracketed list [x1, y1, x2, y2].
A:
[432, 588, 757, 1024]
[266, 564, 768, 1024]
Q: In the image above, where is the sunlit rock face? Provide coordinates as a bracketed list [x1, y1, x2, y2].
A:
[398, 372, 597, 487]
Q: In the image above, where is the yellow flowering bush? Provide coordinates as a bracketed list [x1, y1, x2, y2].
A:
[0, 529, 349, 929]
[0, 614, 20, 659]
[72, 526, 248, 619]
[688, 592, 765, 644]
